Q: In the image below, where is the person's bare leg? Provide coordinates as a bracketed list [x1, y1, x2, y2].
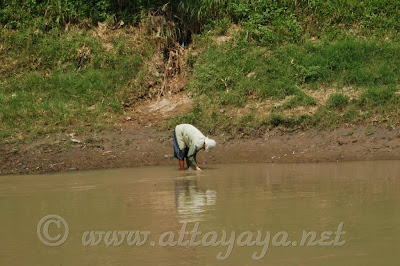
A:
[186, 158, 190, 169]
[179, 160, 185, 170]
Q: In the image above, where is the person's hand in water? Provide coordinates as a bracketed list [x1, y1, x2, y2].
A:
[196, 163, 202, 171]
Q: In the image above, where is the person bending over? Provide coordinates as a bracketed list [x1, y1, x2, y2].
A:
[173, 124, 216, 171]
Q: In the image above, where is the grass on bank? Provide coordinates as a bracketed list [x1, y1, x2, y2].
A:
[169, 35, 400, 136]
[0, 26, 155, 143]
[2, 1, 400, 145]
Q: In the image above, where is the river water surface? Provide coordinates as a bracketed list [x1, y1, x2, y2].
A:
[1, 161, 400, 265]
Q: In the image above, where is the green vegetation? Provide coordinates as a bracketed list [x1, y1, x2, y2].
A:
[326, 93, 349, 110]
[1, 0, 400, 143]
[0, 25, 154, 142]
[184, 37, 400, 134]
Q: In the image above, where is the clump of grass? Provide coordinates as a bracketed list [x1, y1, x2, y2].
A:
[364, 126, 376, 136]
[282, 91, 316, 109]
[269, 113, 295, 128]
[167, 105, 204, 129]
[359, 86, 397, 106]
[343, 107, 360, 123]
[208, 17, 232, 35]
[326, 93, 350, 110]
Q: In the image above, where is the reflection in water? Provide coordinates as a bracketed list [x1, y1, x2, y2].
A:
[174, 176, 216, 222]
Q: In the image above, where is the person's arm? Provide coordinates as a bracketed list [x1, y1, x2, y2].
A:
[187, 143, 198, 169]
[194, 154, 201, 170]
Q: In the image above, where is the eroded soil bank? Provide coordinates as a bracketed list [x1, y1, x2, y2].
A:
[1, 125, 400, 175]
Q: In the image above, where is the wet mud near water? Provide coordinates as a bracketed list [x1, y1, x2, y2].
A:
[1, 126, 400, 175]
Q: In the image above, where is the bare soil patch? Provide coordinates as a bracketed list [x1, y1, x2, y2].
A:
[2, 123, 400, 175]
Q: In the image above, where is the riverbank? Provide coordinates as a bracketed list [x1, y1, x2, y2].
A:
[2, 124, 399, 175]
[2, 2, 400, 175]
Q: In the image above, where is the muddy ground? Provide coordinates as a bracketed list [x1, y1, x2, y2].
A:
[1, 123, 400, 175]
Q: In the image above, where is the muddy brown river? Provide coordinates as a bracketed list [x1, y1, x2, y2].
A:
[1, 161, 400, 265]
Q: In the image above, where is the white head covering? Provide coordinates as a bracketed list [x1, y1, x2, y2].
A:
[204, 137, 216, 152]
